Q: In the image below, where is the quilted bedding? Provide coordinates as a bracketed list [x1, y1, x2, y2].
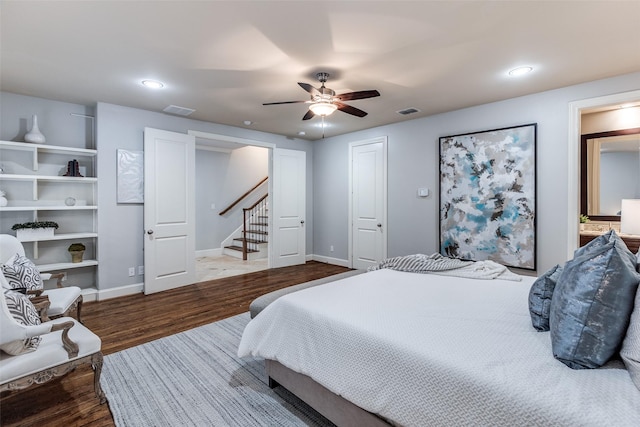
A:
[238, 268, 640, 426]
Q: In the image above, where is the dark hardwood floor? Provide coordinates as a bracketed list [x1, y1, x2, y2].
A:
[0, 261, 350, 427]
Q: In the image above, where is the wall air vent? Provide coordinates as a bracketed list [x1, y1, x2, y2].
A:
[397, 107, 421, 116]
[163, 105, 196, 116]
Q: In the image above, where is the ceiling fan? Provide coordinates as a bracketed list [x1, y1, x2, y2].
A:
[263, 72, 380, 121]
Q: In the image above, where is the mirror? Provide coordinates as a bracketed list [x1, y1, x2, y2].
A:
[581, 127, 640, 220]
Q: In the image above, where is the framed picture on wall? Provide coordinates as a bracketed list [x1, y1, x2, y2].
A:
[439, 123, 537, 270]
[117, 149, 144, 203]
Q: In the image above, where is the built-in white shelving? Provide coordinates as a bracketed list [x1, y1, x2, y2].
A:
[38, 260, 99, 273]
[0, 139, 98, 280]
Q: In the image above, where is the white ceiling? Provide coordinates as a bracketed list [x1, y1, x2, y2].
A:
[2, 1, 640, 141]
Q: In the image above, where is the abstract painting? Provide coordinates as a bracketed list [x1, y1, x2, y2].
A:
[439, 123, 537, 270]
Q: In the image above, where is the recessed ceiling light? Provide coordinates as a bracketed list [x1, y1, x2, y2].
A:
[142, 80, 164, 89]
[508, 66, 533, 77]
[243, 120, 253, 126]
[297, 131, 306, 136]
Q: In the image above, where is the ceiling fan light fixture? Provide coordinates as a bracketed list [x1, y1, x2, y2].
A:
[309, 102, 337, 116]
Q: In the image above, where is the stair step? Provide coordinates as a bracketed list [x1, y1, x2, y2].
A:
[224, 245, 259, 253]
[233, 238, 267, 244]
[244, 229, 268, 235]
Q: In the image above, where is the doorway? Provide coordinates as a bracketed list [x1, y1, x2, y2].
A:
[567, 89, 640, 259]
[349, 136, 388, 269]
[188, 131, 307, 280]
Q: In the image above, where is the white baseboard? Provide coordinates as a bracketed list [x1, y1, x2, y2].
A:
[80, 287, 99, 303]
[196, 248, 223, 258]
[310, 254, 350, 268]
[93, 283, 144, 301]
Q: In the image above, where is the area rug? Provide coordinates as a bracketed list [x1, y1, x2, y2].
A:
[101, 312, 334, 426]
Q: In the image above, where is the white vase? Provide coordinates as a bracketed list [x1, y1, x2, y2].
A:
[0, 196, 7, 207]
[24, 114, 46, 144]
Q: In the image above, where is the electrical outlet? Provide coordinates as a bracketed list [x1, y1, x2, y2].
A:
[138, 265, 144, 275]
[330, 245, 334, 252]
[128, 267, 135, 277]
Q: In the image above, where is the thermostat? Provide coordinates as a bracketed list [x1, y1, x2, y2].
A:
[418, 188, 429, 197]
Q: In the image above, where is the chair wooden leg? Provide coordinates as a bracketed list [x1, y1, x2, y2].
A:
[76, 295, 84, 324]
[92, 352, 106, 404]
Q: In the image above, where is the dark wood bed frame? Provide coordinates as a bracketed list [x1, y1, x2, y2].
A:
[266, 359, 392, 427]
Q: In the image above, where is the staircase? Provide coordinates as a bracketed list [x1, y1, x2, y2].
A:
[221, 183, 269, 260]
[223, 210, 269, 260]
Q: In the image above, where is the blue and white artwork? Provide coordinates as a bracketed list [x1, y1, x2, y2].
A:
[439, 124, 536, 270]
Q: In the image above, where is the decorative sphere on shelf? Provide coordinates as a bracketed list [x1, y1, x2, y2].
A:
[65, 197, 76, 206]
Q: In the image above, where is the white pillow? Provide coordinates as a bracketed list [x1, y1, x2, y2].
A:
[1, 253, 43, 292]
[0, 289, 42, 355]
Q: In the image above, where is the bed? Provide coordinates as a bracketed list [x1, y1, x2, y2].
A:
[238, 267, 640, 426]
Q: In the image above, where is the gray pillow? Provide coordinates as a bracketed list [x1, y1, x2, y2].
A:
[573, 229, 616, 259]
[621, 286, 640, 391]
[550, 233, 640, 369]
[528, 264, 563, 331]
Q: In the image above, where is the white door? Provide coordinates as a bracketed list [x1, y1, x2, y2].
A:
[271, 148, 306, 268]
[144, 128, 196, 294]
[350, 137, 387, 269]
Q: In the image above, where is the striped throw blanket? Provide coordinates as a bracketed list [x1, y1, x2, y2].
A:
[369, 253, 522, 281]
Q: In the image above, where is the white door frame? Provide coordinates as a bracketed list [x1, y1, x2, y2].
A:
[567, 89, 640, 259]
[187, 130, 276, 267]
[348, 136, 388, 269]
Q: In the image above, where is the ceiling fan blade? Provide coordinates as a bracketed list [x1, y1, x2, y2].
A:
[298, 82, 320, 95]
[302, 110, 315, 120]
[335, 101, 368, 117]
[335, 90, 380, 102]
[263, 100, 308, 105]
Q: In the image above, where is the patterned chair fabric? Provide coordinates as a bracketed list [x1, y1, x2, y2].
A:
[0, 271, 105, 402]
[0, 234, 83, 322]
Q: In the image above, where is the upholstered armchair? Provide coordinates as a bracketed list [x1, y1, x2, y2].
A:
[0, 271, 105, 402]
[0, 234, 83, 322]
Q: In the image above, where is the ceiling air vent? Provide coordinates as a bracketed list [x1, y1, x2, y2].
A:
[397, 107, 421, 116]
[163, 105, 195, 116]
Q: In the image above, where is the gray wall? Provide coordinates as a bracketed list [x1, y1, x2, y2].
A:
[600, 151, 640, 215]
[312, 72, 640, 274]
[96, 102, 313, 290]
[195, 145, 268, 251]
[0, 94, 313, 291]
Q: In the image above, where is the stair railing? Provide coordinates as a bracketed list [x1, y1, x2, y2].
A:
[242, 194, 268, 260]
[218, 177, 268, 216]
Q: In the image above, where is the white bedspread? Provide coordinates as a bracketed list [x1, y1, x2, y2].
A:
[238, 269, 640, 426]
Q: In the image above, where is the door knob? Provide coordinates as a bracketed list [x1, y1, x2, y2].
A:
[147, 229, 154, 235]
[300, 220, 305, 224]
[377, 223, 382, 227]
